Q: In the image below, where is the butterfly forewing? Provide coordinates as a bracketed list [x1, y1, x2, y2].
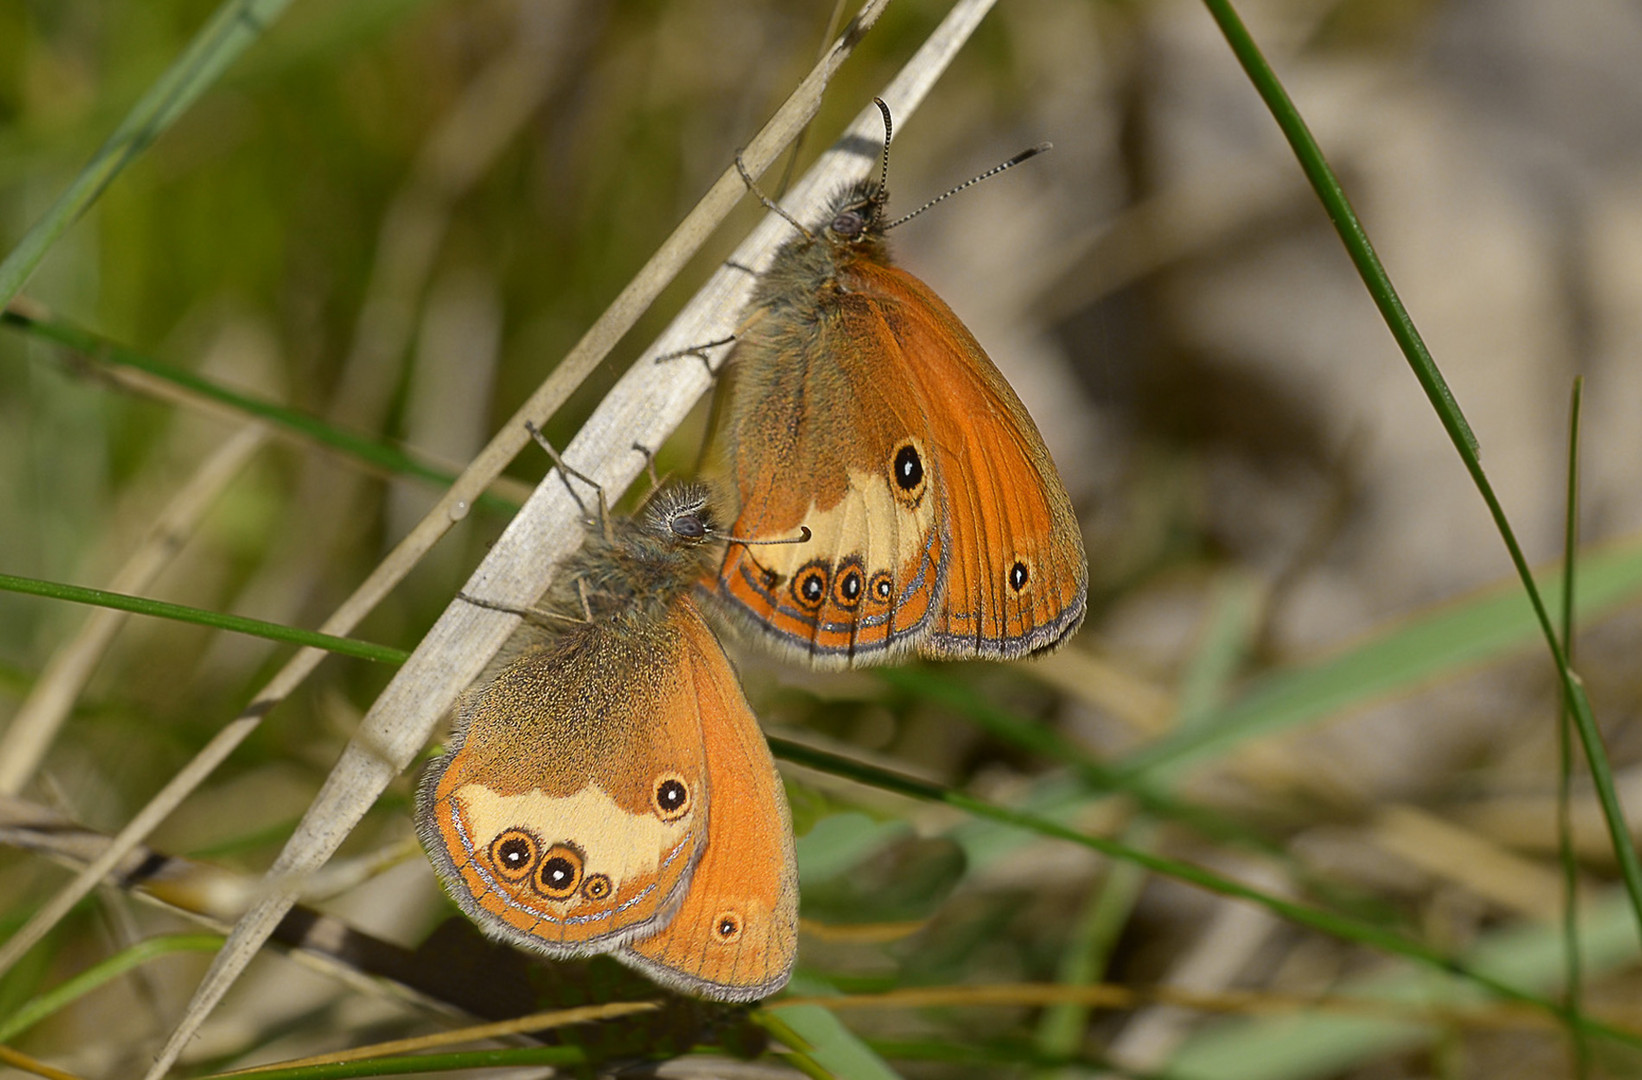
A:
[853, 260, 1088, 657]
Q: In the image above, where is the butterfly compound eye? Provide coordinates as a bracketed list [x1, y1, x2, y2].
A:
[669, 512, 706, 539]
[533, 844, 584, 899]
[831, 209, 866, 239]
[488, 829, 539, 883]
[652, 773, 692, 821]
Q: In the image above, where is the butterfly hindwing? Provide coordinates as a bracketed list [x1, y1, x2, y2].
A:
[621, 603, 798, 1000]
[418, 616, 709, 955]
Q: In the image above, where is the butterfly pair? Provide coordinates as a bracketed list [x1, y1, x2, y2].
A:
[418, 106, 1088, 1002]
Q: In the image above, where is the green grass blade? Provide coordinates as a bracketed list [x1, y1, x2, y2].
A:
[876, 667, 1277, 853]
[1559, 377, 1589, 1076]
[0, 573, 408, 665]
[765, 1005, 904, 1080]
[1120, 540, 1642, 779]
[1, 311, 516, 515]
[1201, 0, 1642, 942]
[0, 934, 224, 1042]
[1165, 890, 1642, 1080]
[0, 0, 298, 306]
[767, 738, 1642, 1052]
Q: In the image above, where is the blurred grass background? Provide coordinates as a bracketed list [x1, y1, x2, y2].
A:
[5, 0, 1642, 1077]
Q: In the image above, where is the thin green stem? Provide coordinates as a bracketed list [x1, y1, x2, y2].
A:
[0, 934, 224, 1042]
[0, 573, 408, 666]
[1559, 376, 1589, 1077]
[767, 737, 1642, 1052]
[1, 311, 515, 516]
[1200, 0, 1642, 944]
[0, 0, 298, 306]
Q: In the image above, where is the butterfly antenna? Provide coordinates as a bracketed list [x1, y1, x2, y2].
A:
[716, 525, 813, 547]
[735, 154, 814, 242]
[872, 97, 894, 211]
[883, 142, 1052, 231]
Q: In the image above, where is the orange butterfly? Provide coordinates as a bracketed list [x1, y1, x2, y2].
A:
[418, 485, 798, 1001]
[712, 103, 1087, 667]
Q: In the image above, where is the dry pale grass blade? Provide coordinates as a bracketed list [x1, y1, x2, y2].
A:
[0, 424, 267, 794]
[210, 1002, 661, 1077]
[0, 796, 448, 1009]
[139, 0, 1005, 1073]
[1370, 804, 1570, 921]
[1030, 645, 1177, 737]
[0, 1043, 89, 1080]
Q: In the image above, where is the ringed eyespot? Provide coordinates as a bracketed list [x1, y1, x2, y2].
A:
[533, 844, 584, 899]
[890, 439, 926, 505]
[760, 568, 781, 590]
[582, 873, 612, 902]
[652, 773, 692, 821]
[487, 829, 538, 883]
[791, 560, 830, 611]
[1008, 560, 1031, 592]
[713, 911, 744, 942]
[833, 559, 866, 609]
[868, 571, 894, 605]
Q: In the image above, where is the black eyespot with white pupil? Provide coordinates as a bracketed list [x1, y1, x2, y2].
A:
[893, 443, 923, 491]
[533, 844, 583, 899]
[1009, 561, 1030, 592]
[792, 561, 830, 611]
[489, 829, 538, 882]
[840, 570, 862, 600]
[715, 911, 743, 941]
[653, 774, 691, 821]
[869, 572, 894, 604]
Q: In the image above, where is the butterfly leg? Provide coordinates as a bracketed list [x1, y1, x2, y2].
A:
[630, 442, 663, 499]
[454, 591, 586, 628]
[523, 420, 611, 539]
[654, 335, 735, 376]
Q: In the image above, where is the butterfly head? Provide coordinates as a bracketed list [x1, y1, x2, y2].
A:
[826, 181, 889, 242]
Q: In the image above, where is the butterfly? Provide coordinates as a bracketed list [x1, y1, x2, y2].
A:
[710, 102, 1088, 667]
[417, 484, 799, 1002]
